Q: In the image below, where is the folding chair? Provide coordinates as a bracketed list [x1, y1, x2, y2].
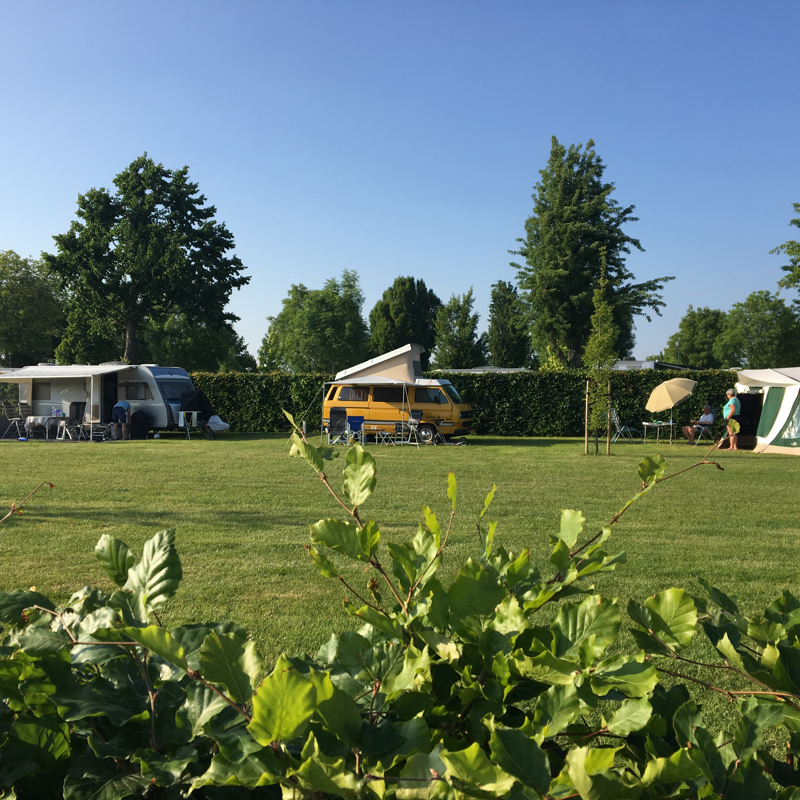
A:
[57, 402, 88, 441]
[2, 402, 24, 439]
[327, 407, 348, 444]
[610, 408, 640, 443]
[693, 407, 720, 445]
[345, 416, 365, 445]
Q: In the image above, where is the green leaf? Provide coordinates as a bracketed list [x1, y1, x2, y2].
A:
[344, 600, 405, 639]
[441, 742, 516, 795]
[308, 545, 339, 578]
[641, 748, 702, 786]
[382, 644, 431, 700]
[511, 650, 577, 685]
[289, 431, 325, 473]
[555, 509, 584, 548]
[191, 747, 284, 790]
[122, 528, 182, 613]
[638, 454, 667, 485]
[447, 473, 458, 511]
[342, 444, 377, 507]
[177, 682, 229, 737]
[309, 671, 363, 747]
[716, 632, 745, 670]
[489, 727, 550, 795]
[248, 655, 316, 745]
[94, 535, 135, 588]
[551, 596, 621, 663]
[310, 518, 374, 563]
[290, 733, 359, 795]
[0, 590, 54, 625]
[198, 631, 263, 704]
[689, 726, 727, 794]
[54, 677, 149, 727]
[564, 747, 643, 800]
[645, 589, 697, 650]
[422, 506, 441, 548]
[18, 629, 69, 656]
[479, 483, 495, 519]
[734, 696, 785, 761]
[606, 696, 652, 735]
[397, 745, 449, 800]
[117, 625, 187, 670]
[131, 745, 198, 786]
[728, 418, 740, 434]
[448, 560, 508, 637]
[589, 654, 658, 697]
[107, 589, 148, 626]
[63, 753, 150, 800]
[532, 684, 581, 740]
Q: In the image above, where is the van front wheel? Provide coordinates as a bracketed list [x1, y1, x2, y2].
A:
[418, 425, 436, 445]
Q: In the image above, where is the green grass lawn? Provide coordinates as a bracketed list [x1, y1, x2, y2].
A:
[2, 433, 799, 669]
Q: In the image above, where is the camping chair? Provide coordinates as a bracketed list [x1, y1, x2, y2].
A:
[693, 407, 720, 445]
[345, 416, 365, 445]
[327, 407, 348, 445]
[403, 411, 422, 448]
[57, 402, 88, 441]
[610, 408, 640, 443]
[1, 402, 24, 439]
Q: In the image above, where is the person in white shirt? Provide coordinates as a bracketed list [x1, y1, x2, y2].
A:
[682, 405, 715, 445]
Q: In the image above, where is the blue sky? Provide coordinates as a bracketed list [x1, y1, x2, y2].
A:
[2, 1, 798, 361]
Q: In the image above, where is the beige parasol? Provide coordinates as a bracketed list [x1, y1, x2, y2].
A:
[645, 378, 698, 413]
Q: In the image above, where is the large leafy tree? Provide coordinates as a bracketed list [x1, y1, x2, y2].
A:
[46, 154, 249, 363]
[258, 270, 369, 373]
[430, 289, 487, 370]
[713, 290, 800, 368]
[144, 315, 255, 372]
[772, 202, 800, 301]
[659, 305, 728, 368]
[368, 276, 441, 368]
[0, 250, 65, 367]
[486, 280, 533, 368]
[511, 136, 672, 367]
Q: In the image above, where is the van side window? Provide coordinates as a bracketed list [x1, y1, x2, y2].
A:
[338, 386, 369, 402]
[33, 382, 51, 401]
[372, 386, 405, 403]
[415, 388, 447, 404]
[326, 386, 337, 400]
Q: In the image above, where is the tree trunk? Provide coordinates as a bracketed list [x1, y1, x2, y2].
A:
[123, 320, 136, 363]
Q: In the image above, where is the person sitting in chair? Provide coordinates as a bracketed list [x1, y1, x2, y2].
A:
[682, 405, 715, 445]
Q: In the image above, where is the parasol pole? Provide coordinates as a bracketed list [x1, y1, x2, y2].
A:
[606, 380, 611, 456]
[584, 380, 589, 455]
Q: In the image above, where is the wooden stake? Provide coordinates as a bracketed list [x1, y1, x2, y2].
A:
[584, 380, 589, 455]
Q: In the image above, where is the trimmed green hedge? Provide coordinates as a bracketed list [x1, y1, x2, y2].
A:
[191, 369, 737, 436]
[191, 371, 332, 433]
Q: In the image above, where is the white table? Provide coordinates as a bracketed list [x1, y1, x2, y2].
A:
[25, 416, 60, 440]
[641, 421, 676, 445]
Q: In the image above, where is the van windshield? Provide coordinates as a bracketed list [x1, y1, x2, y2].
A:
[442, 384, 464, 404]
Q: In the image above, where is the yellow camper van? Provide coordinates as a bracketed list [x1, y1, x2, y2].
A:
[322, 344, 473, 444]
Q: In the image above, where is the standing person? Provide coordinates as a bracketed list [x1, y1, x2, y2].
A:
[682, 405, 715, 445]
[722, 388, 741, 450]
[112, 399, 131, 441]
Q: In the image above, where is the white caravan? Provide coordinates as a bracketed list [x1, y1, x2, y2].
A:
[0, 362, 196, 432]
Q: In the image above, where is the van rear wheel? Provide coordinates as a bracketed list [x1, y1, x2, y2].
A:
[418, 425, 436, 445]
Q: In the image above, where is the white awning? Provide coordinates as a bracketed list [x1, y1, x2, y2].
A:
[737, 368, 800, 388]
[0, 365, 135, 382]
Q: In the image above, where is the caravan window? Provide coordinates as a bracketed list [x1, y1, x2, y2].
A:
[372, 386, 405, 403]
[157, 380, 194, 402]
[33, 382, 51, 401]
[442, 384, 464, 404]
[125, 383, 148, 400]
[338, 386, 369, 402]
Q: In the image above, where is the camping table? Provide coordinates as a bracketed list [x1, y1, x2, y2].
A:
[641, 421, 676, 445]
[25, 416, 60, 440]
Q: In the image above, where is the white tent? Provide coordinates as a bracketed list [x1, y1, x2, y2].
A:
[737, 367, 800, 454]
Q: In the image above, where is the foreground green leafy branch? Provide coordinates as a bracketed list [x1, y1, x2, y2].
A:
[0, 424, 798, 799]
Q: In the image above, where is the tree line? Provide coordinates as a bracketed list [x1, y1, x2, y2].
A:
[2, 144, 798, 373]
[651, 203, 800, 369]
